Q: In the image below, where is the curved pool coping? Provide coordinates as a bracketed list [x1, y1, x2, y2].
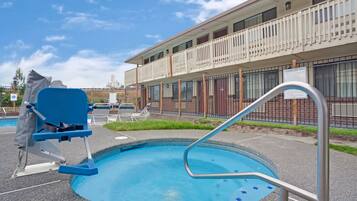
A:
[70, 138, 280, 200]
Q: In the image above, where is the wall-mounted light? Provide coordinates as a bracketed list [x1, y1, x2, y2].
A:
[285, 0, 292, 11]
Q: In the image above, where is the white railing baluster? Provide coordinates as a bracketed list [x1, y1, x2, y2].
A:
[298, 11, 303, 49]
[355, 0, 357, 35]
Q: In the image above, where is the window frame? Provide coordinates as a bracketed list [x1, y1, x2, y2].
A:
[197, 34, 209, 45]
[149, 85, 160, 102]
[314, 60, 357, 98]
[262, 7, 277, 22]
[213, 27, 228, 39]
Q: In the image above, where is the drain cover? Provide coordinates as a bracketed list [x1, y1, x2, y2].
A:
[115, 136, 128, 140]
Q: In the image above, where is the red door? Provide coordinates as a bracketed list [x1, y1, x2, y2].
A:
[215, 78, 228, 116]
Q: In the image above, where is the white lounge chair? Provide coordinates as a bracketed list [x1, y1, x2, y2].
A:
[91, 103, 111, 125]
[117, 103, 136, 122]
[131, 103, 151, 121]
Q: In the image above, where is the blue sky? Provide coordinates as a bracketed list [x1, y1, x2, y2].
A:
[0, 0, 243, 87]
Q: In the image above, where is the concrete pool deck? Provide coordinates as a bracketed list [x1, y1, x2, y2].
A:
[0, 126, 356, 201]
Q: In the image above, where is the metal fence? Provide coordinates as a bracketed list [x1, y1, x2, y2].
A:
[143, 55, 357, 129]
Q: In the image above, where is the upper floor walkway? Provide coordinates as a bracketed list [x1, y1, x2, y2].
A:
[125, 0, 357, 86]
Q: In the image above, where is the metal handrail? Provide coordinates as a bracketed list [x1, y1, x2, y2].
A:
[183, 82, 329, 201]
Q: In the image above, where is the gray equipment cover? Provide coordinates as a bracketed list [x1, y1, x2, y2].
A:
[15, 70, 51, 148]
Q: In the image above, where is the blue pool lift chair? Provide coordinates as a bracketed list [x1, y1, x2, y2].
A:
[27, 88, 98, 176]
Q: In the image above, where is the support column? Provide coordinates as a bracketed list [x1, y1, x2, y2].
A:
[178, 79, 182, 116]
[239, 68, 244, 111]
[160, 81, 163, 114]
[146, 86, 149, 105]
[292, 59, 298, 125]
[202, 74, 207, 118]
[136, 64, 139, 111]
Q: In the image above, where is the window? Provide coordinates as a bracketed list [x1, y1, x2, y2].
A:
[172, 46, 180, 54]
[233, 20, 245, 32]
[233, 7, 276, 33]
[285, 1, 292, 11]
[149, 85, 160, 102]
[262, 7, 277, 22]
[313, 0, 326, 5]
[172, 81, 193, 101]
[244, 72, 264, 99]
[213, 27, 228, 39]
[245, 14, 262, 28]
[243, 70, 279, 99]
[157, 52, 164, 59]
[145, 51, 164, 64]
[315, 65, 336, 97]
[173, 40, 193, 54]
[144, 58, 150, 64]
[264, 70, 279, 93]
[172, 82, 178, 99]
[181, 81, 193, 101]
[315, 60, 357, 98]
[197, 34, 209, 45]
[336, 62, 357, 98]
[186, 40, 193, 49]
[150, 55, 156, 62]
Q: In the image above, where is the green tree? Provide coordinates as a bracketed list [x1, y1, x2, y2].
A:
[1, 93, 11, 107]
[12, 68, 25, 95]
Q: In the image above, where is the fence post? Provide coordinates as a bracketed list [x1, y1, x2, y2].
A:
[203, 74, 207, 118]
[160, 81, 163, 114]
[178, 79, 182, 116]
[239, 68, 244, 111]
[292, 59, 298, 125]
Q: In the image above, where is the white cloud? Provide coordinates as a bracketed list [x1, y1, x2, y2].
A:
[0, 1, 13, 8]
[0, 47, 142, 88]
[168, 0, 247, 23]
[4, 40, 30, 51]
[50, 4, 124, 31]
[145, 34, 163, 43]
[51, 4, 64, 14]
[62, 12, 123, 31]
[45, 35, 67, 42]
[175, 11, 185, 18]
[145, 34, 161, 39]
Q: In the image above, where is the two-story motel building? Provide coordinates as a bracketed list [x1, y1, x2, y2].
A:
[124, 0, 357, 128]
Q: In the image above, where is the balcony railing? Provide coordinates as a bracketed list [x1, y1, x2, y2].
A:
[125, 0, 357, 84]
[124, 68, 137, 86]
[137, 57, 170, 83]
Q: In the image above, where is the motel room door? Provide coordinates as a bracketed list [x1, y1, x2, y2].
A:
[215, 78, 228, 116]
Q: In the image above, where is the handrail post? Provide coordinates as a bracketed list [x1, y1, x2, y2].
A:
[280, 188, 289, 201]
